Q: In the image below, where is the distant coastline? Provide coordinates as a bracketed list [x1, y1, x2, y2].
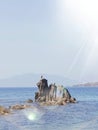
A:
[0, 73, 77, 87]
[73, 82, 98, 87]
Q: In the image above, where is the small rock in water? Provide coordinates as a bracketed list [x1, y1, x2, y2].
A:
[9, 104, 31, 110]
[26, 99, 33, 103]
[0, 106, 10, 115]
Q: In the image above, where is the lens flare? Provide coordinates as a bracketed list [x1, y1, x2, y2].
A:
[24, 107, 44, 122]
[27, 113, 36, 121]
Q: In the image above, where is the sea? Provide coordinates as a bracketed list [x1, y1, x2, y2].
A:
[0, 87, 98, 130]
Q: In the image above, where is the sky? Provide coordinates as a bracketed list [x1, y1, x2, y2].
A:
[0, 0, 98, 83]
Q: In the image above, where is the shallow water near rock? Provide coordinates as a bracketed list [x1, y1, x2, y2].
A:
[0, 87, 98, 130]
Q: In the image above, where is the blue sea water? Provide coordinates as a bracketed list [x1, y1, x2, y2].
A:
[0, 87, 98, 130]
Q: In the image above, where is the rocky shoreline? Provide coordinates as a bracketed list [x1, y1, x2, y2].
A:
[0, 97, 77, 116]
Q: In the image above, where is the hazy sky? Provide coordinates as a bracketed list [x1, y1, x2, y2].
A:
[0, 0, 98, 83]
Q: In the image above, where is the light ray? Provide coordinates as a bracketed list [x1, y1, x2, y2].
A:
[78, 37, 98, 82]
[66, 42, 87, 77]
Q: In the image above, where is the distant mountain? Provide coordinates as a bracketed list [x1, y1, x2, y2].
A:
[73, 82, 98, 87]
[0, 73, 77, 87]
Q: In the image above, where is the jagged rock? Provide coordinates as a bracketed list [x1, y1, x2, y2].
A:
[38, 96, 46, 102]
[35, 92, 40, 101]
[36, 78, 77, 105]
[0, 106, 10, 115]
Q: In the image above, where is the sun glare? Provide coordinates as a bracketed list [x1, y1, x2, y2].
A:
[57, 0, 98, 27]
[57, 0, 98, 80]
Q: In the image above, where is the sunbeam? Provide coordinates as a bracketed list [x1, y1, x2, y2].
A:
[56, 0, 98, 81]
[66, 42, 87, 77]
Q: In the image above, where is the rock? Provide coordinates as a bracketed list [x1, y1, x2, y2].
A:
[70, 97, 77, 103]
[40, 101, 56, 106]
[57, 100, 66, 105]
[10, 104, 31, 110]
[0, 106, 10, 115]
[38, 96, 77, 106]
[40, 99, 67, 106]
[38, 96, 46, 102]
[26, 99, 33, 103]
[55, 98, 67, 105]
[35, 92, 40, 101]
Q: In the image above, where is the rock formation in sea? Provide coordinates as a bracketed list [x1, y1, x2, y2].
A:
[35, 78, 76, 106]
[0, 78, 77, 116]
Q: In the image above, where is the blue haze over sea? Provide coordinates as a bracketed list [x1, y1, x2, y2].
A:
[0, 87, 98, 130]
